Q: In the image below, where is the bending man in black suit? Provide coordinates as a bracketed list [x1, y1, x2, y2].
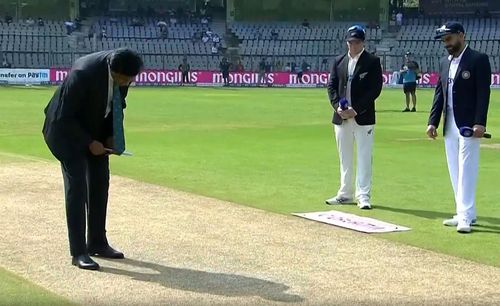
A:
[326, 25, 383, 210]
[426, 22, 491, 234]
[43, 49, 143, 269]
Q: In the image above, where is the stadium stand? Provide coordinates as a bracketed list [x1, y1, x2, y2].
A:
[389, 17, 500, 72]
[229, 21, 381, 71]
[1, 12, 500, 72]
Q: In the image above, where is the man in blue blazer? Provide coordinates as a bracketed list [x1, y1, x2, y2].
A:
[326, 25, 383, 210]
[426, 22, 491, 233]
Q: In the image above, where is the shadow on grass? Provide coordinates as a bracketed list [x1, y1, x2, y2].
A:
[375, 205, 500, 234]
[100, 258, 304, 303]
[376, 109, 428, 114]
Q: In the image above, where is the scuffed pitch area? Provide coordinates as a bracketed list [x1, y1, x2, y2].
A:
[0, 162, 499, 305]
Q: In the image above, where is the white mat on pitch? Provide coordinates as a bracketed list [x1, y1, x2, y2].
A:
[292, 210, 411, 233]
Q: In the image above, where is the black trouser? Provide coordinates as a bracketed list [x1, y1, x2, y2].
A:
[60, 154, 110, 256]
[297, 72, 303, 83]
[182, 72, 189, 83]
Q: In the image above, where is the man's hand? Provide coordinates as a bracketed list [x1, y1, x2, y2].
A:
[337, 107, 348, 120]
[426, 125, 438, 139]
[89, 140, 112, 156]
[472, 125, 486, 138]
[337, 107, 356, 120]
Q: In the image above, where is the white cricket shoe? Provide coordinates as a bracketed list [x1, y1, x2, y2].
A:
[325, 196, 355, 205]
[443, 216, 477, 227]
[457, 219, 472, 233]
[357, 199, 372, 210]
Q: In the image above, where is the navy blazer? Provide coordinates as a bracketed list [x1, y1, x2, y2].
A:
[42, 50, 129, 161]
[327, 51, 383, 125]
[428, 47, 491, 134]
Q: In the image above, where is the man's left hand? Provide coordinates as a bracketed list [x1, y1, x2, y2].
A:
[473, 125, 486, 138]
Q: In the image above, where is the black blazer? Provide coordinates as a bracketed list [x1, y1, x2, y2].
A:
[327, 51, 383, 125]
[42, 50, 129, 161]
[428, 47, 491, 134]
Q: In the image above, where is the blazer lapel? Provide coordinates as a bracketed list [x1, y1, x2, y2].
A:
[442, 58, 451, 103]
[453, 47, 470, 83]
[339, 54, 349, 87]
[352, 51, 367, 79]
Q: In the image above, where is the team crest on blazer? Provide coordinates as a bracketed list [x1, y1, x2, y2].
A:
[461, 71, 471, 79]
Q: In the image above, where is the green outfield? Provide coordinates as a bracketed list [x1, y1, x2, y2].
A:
[0, 267, 73, 305]
[0, 85, 499, 292]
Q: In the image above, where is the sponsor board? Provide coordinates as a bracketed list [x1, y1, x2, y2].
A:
[48, 68, 500, 87]
[0, 69, 50, 85]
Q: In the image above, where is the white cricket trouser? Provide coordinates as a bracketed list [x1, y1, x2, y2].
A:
[334, 118, 374, 201]
[444, 110, 480, 222]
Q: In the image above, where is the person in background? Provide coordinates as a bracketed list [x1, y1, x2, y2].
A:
[258, 58, 267, 85]
[178, 57, 191, 85]
[235, 60, 244, 72]
[274, 60, 283, 72]
[220, 57, 231, 86]
[296, 64, 303, 83]
[157, 21, 168, 38]
[299, 60, 310, 83]
[396, 11, 403, 26]
[2, 58, 12, 68]
[264, 59, 272, 86]
[401, 52, 420, 112]
[130, 17, 143, 27]
[99, 27, 107, 40]
[302, 18, 310, 28]
[65, 20, 75, 35]
[25, 17, 35, 26]
[5, 14, 13, 25]
[211, 44, 218, 54]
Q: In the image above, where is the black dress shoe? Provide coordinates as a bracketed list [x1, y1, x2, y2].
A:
[88, 245, 124, 259]
[71, 254, 100, 270]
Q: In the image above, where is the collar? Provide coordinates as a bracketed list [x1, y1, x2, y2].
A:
[448, 44, 468, 61]
[348, 48, 364, 61]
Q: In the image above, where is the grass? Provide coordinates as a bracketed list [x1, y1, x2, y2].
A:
[0, 267, 73, 305]
[0, 86, 499, 272]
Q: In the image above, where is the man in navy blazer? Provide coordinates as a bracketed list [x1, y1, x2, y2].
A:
[326, 25, 383, 210]
[426, 22, 491, 233]
[43, 49, 143, 269]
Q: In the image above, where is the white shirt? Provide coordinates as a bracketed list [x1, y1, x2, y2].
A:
[447, 45, 468, 111]
[105, 65, 113, 118]
[348, 48, 364, 77]
[346, 49, 364, 104]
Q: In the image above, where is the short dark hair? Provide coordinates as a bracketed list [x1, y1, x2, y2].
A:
[109, 48, 143, 76]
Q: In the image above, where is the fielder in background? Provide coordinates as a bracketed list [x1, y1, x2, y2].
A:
[426, 22, 491, 233]
[326, 25, 383, 210]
